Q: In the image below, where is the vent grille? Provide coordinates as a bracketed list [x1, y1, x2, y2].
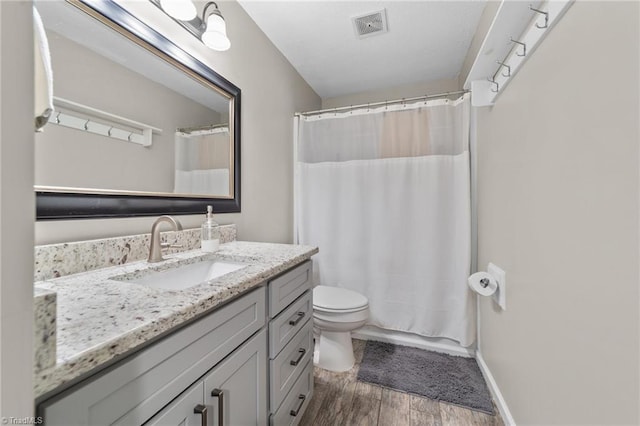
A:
[352, 9, 388, 38]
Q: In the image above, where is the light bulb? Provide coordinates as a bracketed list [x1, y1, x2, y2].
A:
[160, 0, 197, 21]
[202, 13, 231, 51]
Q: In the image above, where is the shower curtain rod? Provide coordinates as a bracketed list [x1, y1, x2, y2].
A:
[295, 90, 469, 117]
[177, 123, 229, 133]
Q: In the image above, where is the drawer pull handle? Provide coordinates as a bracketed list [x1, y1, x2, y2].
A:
[290, 348, 306, 366]
[289, 311, 305, 326]
[211, 388, 224, 426]
[290, 394, 306, 417]
[194, 404, 208, 426]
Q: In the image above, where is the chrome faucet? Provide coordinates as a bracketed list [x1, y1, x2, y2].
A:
[148, 215, 183, 263]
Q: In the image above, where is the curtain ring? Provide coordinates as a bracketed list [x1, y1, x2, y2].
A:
[84, 119, 91, 130]
[107, 126, 113, 137]
[55, 112, 61, 124]
[127, 132, 133, 141]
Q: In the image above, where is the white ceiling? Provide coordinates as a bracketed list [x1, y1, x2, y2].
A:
[237, 1, 487, 99]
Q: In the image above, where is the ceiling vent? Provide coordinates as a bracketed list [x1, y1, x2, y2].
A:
[352, 9, 388, 39]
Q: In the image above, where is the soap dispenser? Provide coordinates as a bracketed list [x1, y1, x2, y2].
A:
[201, 205, 220, 252]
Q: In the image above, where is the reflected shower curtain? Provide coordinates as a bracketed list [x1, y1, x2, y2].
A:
[174, 128, 230, 195]
[295, 94, 474, 346]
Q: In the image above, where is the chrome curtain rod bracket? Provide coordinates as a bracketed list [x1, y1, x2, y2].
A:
[529, 5, 549, 29]
[510, 38, 527, 57]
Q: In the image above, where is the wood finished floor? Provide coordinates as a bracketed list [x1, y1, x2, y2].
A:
[299, 339, 504, 426]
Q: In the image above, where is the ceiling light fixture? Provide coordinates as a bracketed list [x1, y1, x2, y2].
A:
[200, 2, 230, 51]
[152, 0, 231, 51]
[159, 0, 197, 21]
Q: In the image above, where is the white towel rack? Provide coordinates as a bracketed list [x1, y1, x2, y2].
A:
[50, 97, 162, 147]
[465, 0, 574, 106]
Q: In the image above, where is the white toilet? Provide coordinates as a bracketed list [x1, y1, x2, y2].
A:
[312, 285, 369, 372]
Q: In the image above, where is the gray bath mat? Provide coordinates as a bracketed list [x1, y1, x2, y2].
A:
[357, 340, 494, 414]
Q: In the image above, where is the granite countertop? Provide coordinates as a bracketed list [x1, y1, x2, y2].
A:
[34, 241, 318, 399]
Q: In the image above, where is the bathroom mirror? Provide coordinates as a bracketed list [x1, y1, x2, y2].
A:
[35, 0, 241, 219]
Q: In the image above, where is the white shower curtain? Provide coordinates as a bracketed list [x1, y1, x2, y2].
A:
[295, 94, 475, 346]
[174, 128, 230, 195]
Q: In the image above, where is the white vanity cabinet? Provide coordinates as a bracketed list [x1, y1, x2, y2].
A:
[38, 287, 268, 426]
[145, 329, 267, 426]
[267, 261, 314, 426]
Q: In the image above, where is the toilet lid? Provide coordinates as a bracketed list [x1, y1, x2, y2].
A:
[313, 285, 368, 311]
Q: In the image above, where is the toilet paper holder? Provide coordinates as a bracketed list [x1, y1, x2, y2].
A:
[468, 263, 507, 310]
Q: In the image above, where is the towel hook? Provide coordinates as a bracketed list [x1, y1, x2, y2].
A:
[83, 119, 91, 131]
[496, 60, 511, 77]
[55, 112, 61, 124]
[510, 38, 527, 57]
[127, 132, 133, 142]
[529, 5, 549, 29]
[488, 78, 499, 93]
[107, 126, 114, 137]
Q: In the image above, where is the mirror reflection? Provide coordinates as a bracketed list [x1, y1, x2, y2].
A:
[34, 1, 234, 198]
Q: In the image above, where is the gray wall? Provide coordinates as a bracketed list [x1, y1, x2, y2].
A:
[36, 32, 218, 193]
[321, 77, 460, 109]
[35, 0, 321, 244]
[0, 1, 35, 418]
[476, 1, 639, 423]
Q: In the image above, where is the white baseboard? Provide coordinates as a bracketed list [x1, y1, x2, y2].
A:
[351, 326, 475, 358]
[475, 350, 516, 425]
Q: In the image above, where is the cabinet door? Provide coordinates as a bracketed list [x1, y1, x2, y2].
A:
[204, 329, 268, 426]
[144, 382, 205, 426]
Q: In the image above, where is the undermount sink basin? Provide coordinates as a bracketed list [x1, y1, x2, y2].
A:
[121, 260, 248, 291]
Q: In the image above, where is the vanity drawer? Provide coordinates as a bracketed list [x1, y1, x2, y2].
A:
[270, 320, 313, 412]
[269, 261, 312, 317]
[269, 290, 312, 358]
[270, 359, 313, 426]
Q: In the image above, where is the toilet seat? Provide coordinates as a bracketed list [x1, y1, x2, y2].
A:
[313, 285, 369, 312]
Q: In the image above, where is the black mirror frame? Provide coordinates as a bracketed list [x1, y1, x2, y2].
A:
[36, 0, 241, 220]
